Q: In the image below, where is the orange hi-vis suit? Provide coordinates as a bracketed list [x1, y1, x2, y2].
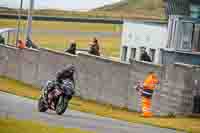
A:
[142, 73, 159, 117]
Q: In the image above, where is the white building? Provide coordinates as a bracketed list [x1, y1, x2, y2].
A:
[120, 20, 168, 64]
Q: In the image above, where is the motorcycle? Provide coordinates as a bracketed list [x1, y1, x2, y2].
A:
[38, 80, 73, 115]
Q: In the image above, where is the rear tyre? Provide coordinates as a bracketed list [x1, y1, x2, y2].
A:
[56, 96, 68, 115]
[38, 97, 48, 112]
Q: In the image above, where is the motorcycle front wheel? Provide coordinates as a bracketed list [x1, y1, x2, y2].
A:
[56, 96, 69, 115]
[38, 96, 48, 112]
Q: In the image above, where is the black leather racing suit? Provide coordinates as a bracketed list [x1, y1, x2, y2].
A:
[43, 65, 75, 102]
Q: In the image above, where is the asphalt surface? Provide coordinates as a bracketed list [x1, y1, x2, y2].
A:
[0, 92, 184, 133]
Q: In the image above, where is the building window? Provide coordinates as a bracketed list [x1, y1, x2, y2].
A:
[180, 22, 193, 50]
[192, 24, 200, 52]
[149, 48, 156, 62]
[122, 46, 128, 61]
[190, 4, 200, 19]
[130, 48, 136, 59]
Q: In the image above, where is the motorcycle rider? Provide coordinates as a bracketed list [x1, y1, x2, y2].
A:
[44, 65, 76, 108]
[56, 64, 75, 98]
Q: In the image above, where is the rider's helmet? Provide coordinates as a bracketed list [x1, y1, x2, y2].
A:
[56, 64, 76, 83]
[64, 64, 75, 75]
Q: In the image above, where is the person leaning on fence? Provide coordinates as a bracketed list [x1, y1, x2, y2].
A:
[65, 40, 76, 55]
[141, 72, 159, 117]
[88, 37, 100, 56]
[17, 40, 26, 49]
[140, 47, 152, 62]
[26, 37, 38, 49]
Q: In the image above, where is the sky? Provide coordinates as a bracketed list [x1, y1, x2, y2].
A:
[0, 0, 121, 11]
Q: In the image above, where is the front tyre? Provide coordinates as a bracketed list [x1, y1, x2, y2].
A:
[56, 96, 68, 115]
[38, 97, 48, 112]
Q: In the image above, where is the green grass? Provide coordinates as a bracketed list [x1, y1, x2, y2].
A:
[0, 19, 121, 57]
[0, 75, 200, 133]
[0, 5, 166, 20]
[0, 117, 93, 133]
[94, 0, 166, 20]
[0, 18, 121, 32]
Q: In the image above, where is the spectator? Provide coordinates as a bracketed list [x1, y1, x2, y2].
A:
[17, 40, 26, 49]
[26, 37, 38, 49]
[65, 40, 76, 55]
[0, 35, 5, 45]
[88, 37, 100, 56]
[140, 47, 152, 62]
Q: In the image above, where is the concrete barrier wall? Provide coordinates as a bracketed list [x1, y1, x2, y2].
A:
[0, 44, 198, 115]
[161, 63, 198, 115]
[77, 53, 130, 107]
[0, 45, 41, 86]
[5, 46, 20, 80]
[175, 63, 194, 114]
[19, 48, 40, 86]
[0, 45, 9, 75]
[128, 60, 164, 113]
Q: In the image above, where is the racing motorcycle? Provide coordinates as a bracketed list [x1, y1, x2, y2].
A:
[38, 80, 74, 115]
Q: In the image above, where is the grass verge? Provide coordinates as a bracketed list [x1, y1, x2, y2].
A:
[0, 76, 200, 133]
[0, 19, 120, 32]
[0, 117, 93, 133]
